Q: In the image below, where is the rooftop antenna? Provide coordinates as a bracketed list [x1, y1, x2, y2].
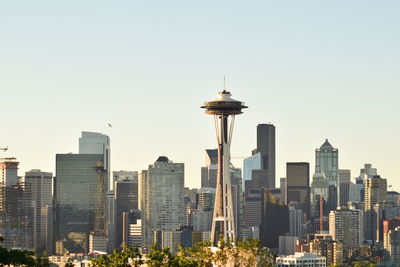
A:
[223, 76, 226, 91]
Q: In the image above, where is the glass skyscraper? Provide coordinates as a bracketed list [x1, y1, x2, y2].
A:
[79, 131, 111, 190]
[315, 139, 339, 185]
[54, 154, 107, 254]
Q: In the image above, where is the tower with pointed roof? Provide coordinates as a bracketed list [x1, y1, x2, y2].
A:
[315, 139, 339, 186]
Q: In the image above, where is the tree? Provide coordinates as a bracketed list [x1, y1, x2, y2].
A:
[188, 241, 214, 267]
[0, 237, 36, 267]
[90, 243, 144, 267]
[145, 244, 175, 267]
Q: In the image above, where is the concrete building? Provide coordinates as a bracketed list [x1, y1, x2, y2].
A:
[54, 154, 107, 254]
[364, 175, 387, 242]
[122, 210, 141, 249]
[196, 188, 215, 211]
[288, 205, 304, 238]
[374, 202, 400, 242]
[79, 131, 111, 190]
[383, 218, 400, 262]
[309, 234, 343, 266]
[141, 157, 185, 247]
[24, 169, 53, 254]
[189, 205, 213, 232]
[315, 139, 339, 186]
[0, 158, 33, 250]
[384, 226, 400, 263]
[279, 236, 299, 256]
[329, 207, 363, 248]
[286, 162, 310, 220]
[89, 233, 107, 253]
[127, 219, 142, 249]
[276, 252, 326, 267]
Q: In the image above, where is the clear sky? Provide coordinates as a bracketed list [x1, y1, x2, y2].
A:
[1, 1, 399, 189]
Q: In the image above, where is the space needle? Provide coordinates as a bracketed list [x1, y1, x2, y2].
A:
[201, 90, 247, 245]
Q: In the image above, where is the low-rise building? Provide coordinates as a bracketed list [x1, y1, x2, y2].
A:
[276, 252, 326, 267]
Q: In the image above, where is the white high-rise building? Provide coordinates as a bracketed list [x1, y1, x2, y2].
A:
[142, 157, 184, 247]
[24, 169, 53, 254]
[79, 131, 111, 190]
[288, 205, 304, 238]
[329, 207, 363, 248]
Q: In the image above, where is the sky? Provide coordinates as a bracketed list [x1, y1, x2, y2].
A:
[0, 1, 399, 189]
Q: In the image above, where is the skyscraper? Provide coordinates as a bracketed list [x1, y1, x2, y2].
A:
[338, 169, 350, 207]
[25, 169, 53, 254]
[260, 188, 289, 249]
[288, 205, 304, 238]
[364, 175, 387, 242]
[256, 124, 276, 188]
[79, 131, 111, 190]
[54, 154, 107, 254]
[0, 158, 33, 250]
[329, 207, 363, 248]
[141, 157, 185, 247]
[315, 139, 339, 185]
[114, 178, 139, 248]
[286, 162, 310, 220]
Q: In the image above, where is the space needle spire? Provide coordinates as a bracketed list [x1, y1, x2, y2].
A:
[201, 89, 247, 245]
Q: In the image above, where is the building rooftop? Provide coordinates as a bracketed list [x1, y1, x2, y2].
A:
[320, 139, 333, 149]
[156, 156, 170, 163]
[280, 252, 325, 259]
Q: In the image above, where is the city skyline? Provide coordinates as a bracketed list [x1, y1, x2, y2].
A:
[1, 1, 399, 190]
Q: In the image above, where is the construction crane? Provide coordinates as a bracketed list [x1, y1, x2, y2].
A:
[0, 147, 8, 152]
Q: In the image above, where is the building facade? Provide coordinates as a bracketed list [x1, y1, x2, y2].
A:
[79, 131, 111, 190]
[364, 175, 387, 242]
[25, 169, 53, 254]
[141, 157, 185, 248]
[329, 207, 363, 248]
[286, 162, 310, 220]
[54, 154, 107, 254]
[255, 124, 276, 188]
[315, 139, 338, 185]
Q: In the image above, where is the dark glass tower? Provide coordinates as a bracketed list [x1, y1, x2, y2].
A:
[256, 124, 276, 188]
